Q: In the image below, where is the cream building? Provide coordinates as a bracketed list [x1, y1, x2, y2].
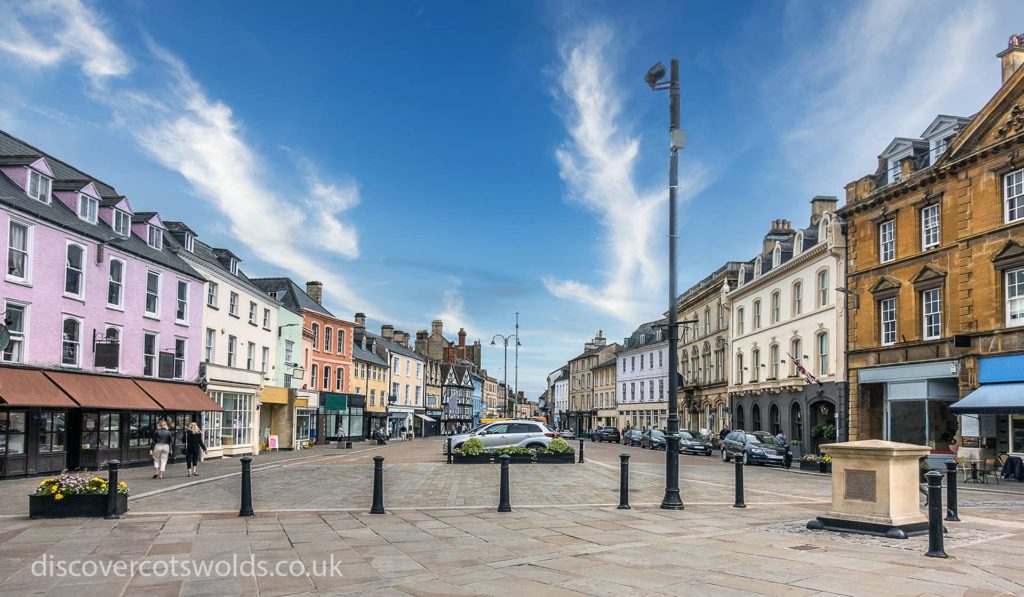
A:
[567, 331, 619, 435]
[365, 323, 426, 437]
[593, 357, 618, 428]
[616, 319, 668, 431]
[350, 332, 389, 438]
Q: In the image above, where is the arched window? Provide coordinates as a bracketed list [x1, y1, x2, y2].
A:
[690, 347, 699, 383]
[791, 402, 803, 442]
[736, 307, 745, 334]
[324, 327, 333, 353]
[769, 403, 780, 435]
[819, 215, 830, 241]
[752, 404, 762, 431]
[753, 300, 762, 329]
[790, 338, 801, 377]
[769, 344, 780, 379]
[336, 367, 344, 391]
[817, 269, 829, 307]
[704, 307, 711, 335]
[323, 366, 331, 390]
[702, 342, 712, 384]
[65, 243, 85, 297]
[751, 349, 761, 382]
[310, 364, 318, 389]
[736, 353, 744, 384]
[717, 302, 725, 330]
[311, 323, 320, 350]
[103, 327, 120, 372]
[792, 281, 802, 316]
[817, 331, 830, 376]
[738, 265, 746, 286]
[61, 317, 81, 367]
[771, 291, 781, 323]
[772, 243, 781, 268]
[736, 405, 745, 430]
[794, 231, 804, 256]
[754, 256, 762, 278]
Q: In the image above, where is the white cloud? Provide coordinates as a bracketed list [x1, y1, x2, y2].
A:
[0, 0, 131, 84]
[437, 278, 476, 337]
[547, 24, 713, 322]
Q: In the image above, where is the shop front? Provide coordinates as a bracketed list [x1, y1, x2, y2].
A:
[421, 410, 442, 437]
[730, 382, 840, 454]
[259, 385, 290, 450]
[952, 354, 1024, 459]
[322, 393, 364, 442]
[0, 369, 77, 477]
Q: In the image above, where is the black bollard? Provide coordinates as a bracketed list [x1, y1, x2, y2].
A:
[579, 438, 585, 464]
[498, 454, 512, 512]
[944, 460, 960, 522]
[239, 456, 254, 517]
[370, 456, 386, 514]
[618, 453, 631, 510]
[733, 457, 746, 508]
[105, 460, 120, 520]
[447, 437, 453, 464]
[925, 470, 947, 558]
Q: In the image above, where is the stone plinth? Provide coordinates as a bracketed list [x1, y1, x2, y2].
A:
[807, 439, 930, 539]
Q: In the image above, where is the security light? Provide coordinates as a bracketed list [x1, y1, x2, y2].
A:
[644, 62, 667, 89]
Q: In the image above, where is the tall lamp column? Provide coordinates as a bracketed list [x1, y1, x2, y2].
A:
[491, 332, 521, 417]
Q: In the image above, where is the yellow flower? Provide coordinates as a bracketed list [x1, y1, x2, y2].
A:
[54, 494, 64, 501]
[118, 482, 127, 488]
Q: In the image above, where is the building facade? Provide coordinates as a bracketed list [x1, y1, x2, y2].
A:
[840, 38, 1024, 461]
[615, 320, 668, 431]
[370, 324, 426, 438]
[567, 331, 618, 435]
[350, 331, 389, 438]
[727, 200, 847, 454]
[593, 357, 617, 428]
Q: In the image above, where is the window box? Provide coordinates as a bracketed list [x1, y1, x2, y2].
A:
[29, 493, 127, 519]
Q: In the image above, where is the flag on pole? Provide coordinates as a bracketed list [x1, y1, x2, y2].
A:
[789, 354, 820, 386]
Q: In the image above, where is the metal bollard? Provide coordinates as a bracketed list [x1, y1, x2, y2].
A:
[944, 460, 960, 522]
[239, 456, 254, 517]
[105, 460, 120, 520]
[498, 454, 512, 512]
[447, 437, 453, 464]
[579, 438, 585, 464]
[370, 456, 386, 514]
[733, 457, 746, 508]
[618, 453, 631, 510]
[925, 471, 947, 558]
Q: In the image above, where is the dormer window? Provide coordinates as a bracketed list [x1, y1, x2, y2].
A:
[229, 259, 238, 275]
[77, 194, 98, 224]
[147, 225, 163, 250]
[793, 231, 804, 255]
[113, 209, 130, 236]
[27, 170, 51, 202]
[753, 257, 762, 278]
[185, 233, 195, 253]
[771, 244, 781, 268]
[738, 265, 745, 286]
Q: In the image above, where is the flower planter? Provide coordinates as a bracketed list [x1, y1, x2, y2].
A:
[799, 460, 820, 472]
[535, 452, 576, 464]
[496, 454, 535, 464]
[819, 462, 832, 474]
[29, 493, 128, 519]
[789, 445, 803, 460]
[451, 454, 492, 464]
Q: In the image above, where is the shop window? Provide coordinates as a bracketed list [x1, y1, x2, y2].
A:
[130, 413, 158, 447]
[202, 410, 223, 448]
[37, 412, 66, 453]
[81, 413, 120, 450]
[210, 392, 253, 447]
[0, 411, 27, 455]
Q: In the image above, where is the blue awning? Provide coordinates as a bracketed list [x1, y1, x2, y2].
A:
[950, 383, 1024, 415]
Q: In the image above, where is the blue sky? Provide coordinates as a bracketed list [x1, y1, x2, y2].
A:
[2, 0, 1022, 396]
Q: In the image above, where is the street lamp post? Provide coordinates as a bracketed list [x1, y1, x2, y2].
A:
[491, 333, 521, 417]
[646, 58, 685, 510]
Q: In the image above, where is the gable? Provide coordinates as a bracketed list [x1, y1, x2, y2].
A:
[880, 137, 923, 160]
[910, 265, 947, 289]
[992, 239, 1024, 271]
[921, 115, 969, 139]
[869, 275, 902, 296]
[945, 62, 1024, 162]
[148, 212, 166, 229]
[79, 181, 101, 199]
[29, 157, 53, 177]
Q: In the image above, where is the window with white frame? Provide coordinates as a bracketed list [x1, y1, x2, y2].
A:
[792, 281, 802, 315]
[228, 259, 238, 275]
[392, 356, 398, 372]
[771, 291, 781, 323]
[2, 303, 26, 363]
[143, 332, 157, 376]
[184, 233, 195, 252]
[416, 362, 422, 378]
[207, 282, 218, 307]
[751, 349, 761, 382]
[1006, 169, 1024, 223]
[922, 288, 942, 340]
[790, 338, 801, 377]
[261, 346, 269, 375]
[311, 323, 320, 349]
[211, 391, 253, 447]
[61, 317, 81, 367]
[772, 244, 781, 268]
[173, 338, 186, 379]
[27, 169, 51, 202]
[338, 330, 346, 354]
[769, 344, 779, 379]
[107, 259, 124, 308]
[248, 301, 257, 325]
[879, 220, 895, 263]
[77, 194, 98, 223]
[246, 342, 255, 370]
[794, 231, 803, 255]
[736, 353, 744, 384]
[65, 243, 85, 297]
[7, 220, 30, 282]
[336, 367, 344, 391]
[202, 410, 223, 449]
[113, 209, 130, 236]
[880, 298, 897, 345]
[229, 292, 239, 316]
[145, 271, 160, 315]
[284, 340, 294, 363]
[227, 335, 237, 368]
[323, 366, 331, 390]
[817, 332, 829, 375]
[818, 269, 829, 307]
[704, 308, 711, 335]
[147, 225, 162, 249]
[204, 328, 215, 363]
[262, 308, 270, 329]
[754, 257, 762, 278]
[176, 281, 189, 322]
[753, 300, 761, 329]
[325, 327, 333, 353]
[921, 204, 940, 250]
[1006, 267, 1024, 327]
[103, 326, 121, 372]
[736, 307, 744, 334]
[311, 364, 319, 390]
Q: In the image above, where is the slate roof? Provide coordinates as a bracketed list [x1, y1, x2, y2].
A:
[249, 277, 334, 317]
[0, 131, 117, 197]
[735, 218, 833, 287]
[0, 132, 200, 279]
[352, 342, 387, 367]
[620, 318, 668, 351]
[365, 332, 423, 361]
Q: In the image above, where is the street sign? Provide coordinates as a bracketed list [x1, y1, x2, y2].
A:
[0, 325, 9, 351]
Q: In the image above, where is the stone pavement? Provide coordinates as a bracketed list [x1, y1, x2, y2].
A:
[2, 438, 1024, 595]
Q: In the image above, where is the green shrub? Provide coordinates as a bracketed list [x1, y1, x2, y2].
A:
[459, 437, 484, 456]
[545, 437, 574, 454]
[487, 446, 536, 456]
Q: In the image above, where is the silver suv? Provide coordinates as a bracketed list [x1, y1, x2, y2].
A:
[442, 420, 558, 453]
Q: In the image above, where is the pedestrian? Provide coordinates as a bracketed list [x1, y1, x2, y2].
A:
[182, 422, 208, 477]
[149, 419, 173, 479]
[776, 431, 787, 444]
[719, 425, 730, 441]
[399, 425, 407, 442]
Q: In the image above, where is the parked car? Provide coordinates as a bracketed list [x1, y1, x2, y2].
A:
[592, 426, 621, 443]
[678, 430, 713, 456]
[442, 420, 559, 454]
[641, 429, 667, 450]
[720, 430, 791, 467]
[558, 428, 576, 440]
[622, 429, 644, 446]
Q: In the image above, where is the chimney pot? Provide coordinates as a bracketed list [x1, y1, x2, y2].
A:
[1000, 34, 1024, 84]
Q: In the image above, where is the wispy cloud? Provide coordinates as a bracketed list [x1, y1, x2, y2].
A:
[437, 277, 476, 337]
[546, 23, 712, 322]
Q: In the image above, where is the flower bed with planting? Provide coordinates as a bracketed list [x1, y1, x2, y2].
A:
[450, 437, 576, 464]
[29, 473, 129, 519]
[799, 454, 832, 473]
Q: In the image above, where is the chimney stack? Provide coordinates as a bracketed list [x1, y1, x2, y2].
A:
[395, 330, 409, 347]
[381, 324, 394, 340]
[305, 281, 323, 305]
[1000, 34, 1024, 84]
[431, 320, 443, 336]
[458, 328, 467, 347]
[354, 312, 366, 335]
[415, 330, 428, 355]
[810, 195, 839, 224]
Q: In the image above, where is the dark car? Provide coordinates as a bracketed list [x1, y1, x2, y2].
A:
[641, 429, 666, 450]
[622, 429, 644, 446]
[678, 429, 713, 456]
[592, 426, 621, 443]
[721, 430, 791, 467]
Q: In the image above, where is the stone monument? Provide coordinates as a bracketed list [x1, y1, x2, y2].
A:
[807, 439, 931, 539]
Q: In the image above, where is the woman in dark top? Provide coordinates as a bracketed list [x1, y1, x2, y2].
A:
[183, 422, 208, 477]
[150, 420, 173, 479]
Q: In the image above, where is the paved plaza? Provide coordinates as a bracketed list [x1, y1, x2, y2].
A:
[2, 439, 1024, 595]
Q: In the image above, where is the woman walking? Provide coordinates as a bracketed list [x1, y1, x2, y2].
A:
[149, 420, 173, 479]
[183, 422, 208, 477]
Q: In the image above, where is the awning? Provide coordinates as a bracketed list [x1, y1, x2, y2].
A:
[0, 368, 78, 408]
[416, 413, 437, 423]
[46, 371, 161, 410]
[135, 380, 223, 412]
[260, 386, 290, 405]
[951, 383, 1024, 415]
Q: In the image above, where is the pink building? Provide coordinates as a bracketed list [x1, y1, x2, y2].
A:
[0, 130, 217, 477]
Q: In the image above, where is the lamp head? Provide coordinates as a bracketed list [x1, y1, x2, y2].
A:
[644, 61, 667, 89]
[490, 340, 496, 346]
